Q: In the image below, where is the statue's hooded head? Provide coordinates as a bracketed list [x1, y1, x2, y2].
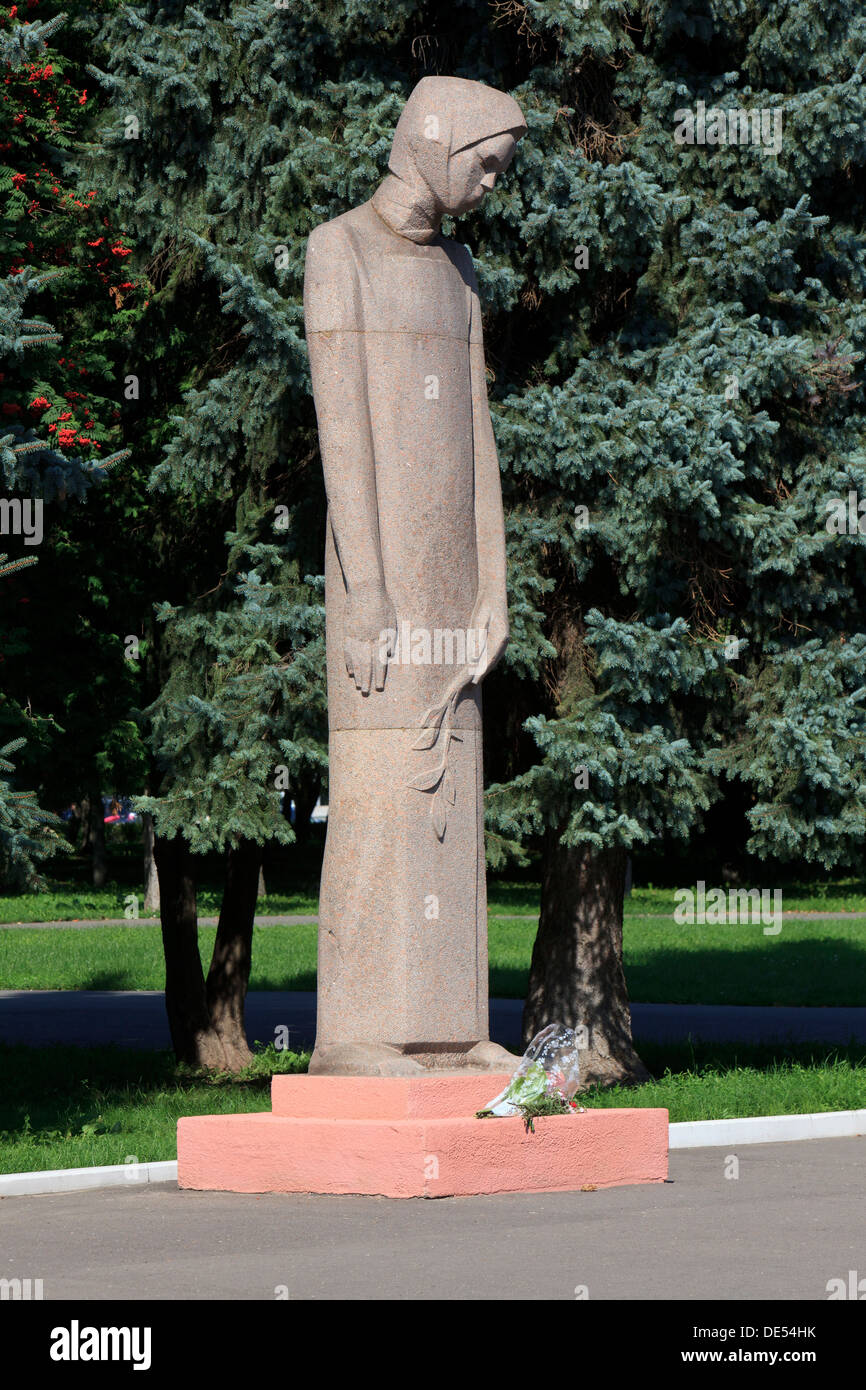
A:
[382, 77, 526, 232]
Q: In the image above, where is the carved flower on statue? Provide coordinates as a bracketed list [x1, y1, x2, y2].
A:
[407, 669, 470, 840]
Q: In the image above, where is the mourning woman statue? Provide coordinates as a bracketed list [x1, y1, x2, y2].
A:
[304, 77, 526, 1075]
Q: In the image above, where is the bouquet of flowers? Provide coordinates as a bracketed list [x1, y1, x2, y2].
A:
[476, 1022, 584, 1129]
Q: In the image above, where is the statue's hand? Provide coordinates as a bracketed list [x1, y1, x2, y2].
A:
[344, 582, 396, 695]
[469, 589, 509, 684]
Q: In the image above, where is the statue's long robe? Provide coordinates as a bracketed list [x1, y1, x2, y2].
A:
[304, 199, 489, 1056]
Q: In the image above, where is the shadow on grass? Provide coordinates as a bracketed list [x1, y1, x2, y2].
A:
[625, 937, 866, 1007]
[260, 969, 317, 992]
[775, 878, 866, 906]
[78, 971, 144, 991]
[0, 1043, 307, 1142]
[487, 881, 541, 914]
[634, 1038, 866, 1078]
[491, 936, 866, 1007]
[1, 1038, 864, 1143]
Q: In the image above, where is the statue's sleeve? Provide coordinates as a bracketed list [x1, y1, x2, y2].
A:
[465, 252, 508, 604]
[304, 223, 386, 595]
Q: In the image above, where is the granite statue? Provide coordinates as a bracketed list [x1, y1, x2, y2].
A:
[304, 76, 526, 1075]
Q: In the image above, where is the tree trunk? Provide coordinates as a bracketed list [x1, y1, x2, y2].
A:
[85, 787, 107, 888]
[154, 832, 226, 1069]
[205, 838, 261, 1071]
[142, 812, 160, 913]
[523, 834, 650, 1088]
[72, 799, 88, 852]
[285, 775, 319, 844]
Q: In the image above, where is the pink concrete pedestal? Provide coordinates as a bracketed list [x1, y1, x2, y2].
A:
[177, 1074, 668, 1198]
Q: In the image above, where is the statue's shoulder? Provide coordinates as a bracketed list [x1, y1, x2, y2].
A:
[306, 207, 361, 255]
[306, 204, 375, 253]
[304, 208, 375, 321]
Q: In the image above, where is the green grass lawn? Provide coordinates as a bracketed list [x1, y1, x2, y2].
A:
[623, 880, 866, 916]
[1, 1040, 863, 1173]
[3, 876, 866, 924]
[0, 889, 319, 924]
[2, 915, 865, 1005]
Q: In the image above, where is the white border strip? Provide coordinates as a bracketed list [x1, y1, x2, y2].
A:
[670, 1108, 866, 1148]
[0, 1160, 177, 1196]
[2, 1110, 865, 1194]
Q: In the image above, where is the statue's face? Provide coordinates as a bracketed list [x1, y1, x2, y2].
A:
[439, 132, 518, 214]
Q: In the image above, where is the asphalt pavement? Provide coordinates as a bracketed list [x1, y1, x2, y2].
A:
[1, 1138, 863, 1299]
[1, 989, 865, 1050]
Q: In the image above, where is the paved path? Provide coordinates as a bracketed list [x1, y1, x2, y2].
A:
[1, 1138, 862, 1299]
[1, 990, 864, 1050]
[2, 909, 866, 928]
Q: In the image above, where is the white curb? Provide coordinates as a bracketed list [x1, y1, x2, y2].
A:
[0, 1159, 177, 1196]
[669, 1108, 866, 1148]
[2, 1109, 865, 1194]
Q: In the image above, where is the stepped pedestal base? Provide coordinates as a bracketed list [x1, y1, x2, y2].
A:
[177, 1074, 668, 1198]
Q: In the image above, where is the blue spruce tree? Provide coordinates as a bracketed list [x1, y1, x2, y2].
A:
[85, 1, 866, 1081]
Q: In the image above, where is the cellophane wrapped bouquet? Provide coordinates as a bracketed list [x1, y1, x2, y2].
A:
[477, 1022, 585, 1127]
